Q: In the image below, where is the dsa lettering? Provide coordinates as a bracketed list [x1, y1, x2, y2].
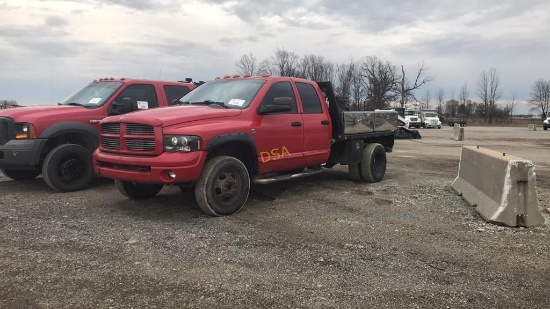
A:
[260, 146, 291, 163]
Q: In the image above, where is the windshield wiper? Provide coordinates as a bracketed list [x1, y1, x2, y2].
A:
[61, 102, 84, 106]
[191, 100, 228, 108]
[172, 101, 191, 105]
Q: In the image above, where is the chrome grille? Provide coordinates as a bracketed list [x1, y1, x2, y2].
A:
[102, 123, 120, 134]
[126, 139, 155, 151]
[102, 137, 120, 149]
[126, 124, 154, 135]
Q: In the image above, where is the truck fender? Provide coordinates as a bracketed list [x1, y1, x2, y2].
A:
[39, 122, 99, 151]
[205, 133, 259, 175]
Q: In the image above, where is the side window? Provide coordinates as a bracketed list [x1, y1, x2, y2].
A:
[164, 85, 191, 105]
[296, 82, 323, 114]
[115, 84, 158, 109]
[261, 82, 297, 114]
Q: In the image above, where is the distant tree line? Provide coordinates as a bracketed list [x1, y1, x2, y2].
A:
[235, 48, 432, 111]
[0, 100, 19, 109]
[235, 48, 549, 118]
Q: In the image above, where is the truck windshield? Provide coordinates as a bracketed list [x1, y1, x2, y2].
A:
[176, 79, 266, 109]
[424, 113, 437, 117]
[59, 81, 123, 108]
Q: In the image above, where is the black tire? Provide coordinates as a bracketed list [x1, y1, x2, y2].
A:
[115, 180, 163, 199]
[42, 144, 95, 192]
[544, 126, 548, 131]
[1, 169, 40, 181]
[195, 156, 250, 216]
[348, 163, 362, 181]
[360, 143, 386, 183]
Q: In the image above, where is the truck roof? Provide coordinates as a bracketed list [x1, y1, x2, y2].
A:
[92, 77, 195, 86]
[211, 74, 315, 84]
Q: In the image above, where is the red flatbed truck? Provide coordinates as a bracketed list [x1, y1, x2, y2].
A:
[94, 75, 397, 216]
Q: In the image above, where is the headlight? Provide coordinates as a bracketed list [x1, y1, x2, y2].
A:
[163, 135, 201, 152]
[13, 123, 36, 139]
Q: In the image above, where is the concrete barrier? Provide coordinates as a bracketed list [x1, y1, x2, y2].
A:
[527, 124, 537, 131]
[452, 123, 464, 141]
[451, 146, 545, 227]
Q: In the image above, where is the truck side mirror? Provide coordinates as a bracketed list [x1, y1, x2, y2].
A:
[107, 97, 135, 115]
[258, 97, 293, 114]
[120, 97, 134, 114]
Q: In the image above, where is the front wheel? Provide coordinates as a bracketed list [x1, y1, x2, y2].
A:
[1, 169, 41, 181]
[195, 156, 250, 216]
[115, 180, 163, 199]
[42, 144, 95, 192]
[544, 126, 548, 131]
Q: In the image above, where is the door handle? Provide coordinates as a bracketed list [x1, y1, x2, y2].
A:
[321, 120, 330, 125]
[291, 122, 302, 127]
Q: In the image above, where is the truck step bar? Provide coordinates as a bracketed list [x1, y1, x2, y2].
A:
[252, 166, 324, 184]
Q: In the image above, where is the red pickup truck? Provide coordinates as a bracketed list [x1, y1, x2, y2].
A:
[94, 75, 397, 216]
[0, 78, 197, 192]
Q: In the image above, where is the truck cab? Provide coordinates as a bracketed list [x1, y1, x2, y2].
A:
[404, 110, 421, 128]
[0, 78, 197, 192]
[420, 110, 442, 129]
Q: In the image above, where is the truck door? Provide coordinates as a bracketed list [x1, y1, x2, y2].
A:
[295, 82, 332, 166]
[253, 81, 304, 173]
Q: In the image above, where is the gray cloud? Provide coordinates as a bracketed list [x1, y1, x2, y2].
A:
[93, 0, 181, 11]
[45, 16, 68, 27]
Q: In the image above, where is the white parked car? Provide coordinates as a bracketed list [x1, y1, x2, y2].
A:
[544, 116, 549, 130]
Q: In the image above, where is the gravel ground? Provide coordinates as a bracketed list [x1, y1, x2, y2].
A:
[1, 126, 549, 308]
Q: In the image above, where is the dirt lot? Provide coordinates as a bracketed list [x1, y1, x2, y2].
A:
[1, 126, 549, 308]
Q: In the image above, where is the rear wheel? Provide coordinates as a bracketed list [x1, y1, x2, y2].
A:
[116, 180, 163, 199]
[360, 143, 387, 183]
[349, 143, 387, 183]
[195, 156, 250, 216]
[1, 169, 40, 181]
[42, 144, 95, 192]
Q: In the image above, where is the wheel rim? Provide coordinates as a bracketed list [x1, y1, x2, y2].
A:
[213, 170, 241, 206]
[59, 157, 85, 181]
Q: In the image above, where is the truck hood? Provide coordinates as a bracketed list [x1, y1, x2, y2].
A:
[0, 106, 87, 122]
[102, 105, 243, 127]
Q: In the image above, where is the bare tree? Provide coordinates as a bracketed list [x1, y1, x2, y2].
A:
[459, 83, 468, 107]
[297, 54, 334, 82]
[396, 61, 433, 107]
[270, 47, 300, 77]
[476, 68, 501, 123]
[335, 61, 355, 99]
[423, 90, 431, 109]
[530, 78, 550, 118]
[436, 89, 445, 116]
[445, 99, 459, 117]
[359, 56, 397, 110]
[257, 59, 274, 76]
[507, 91, 517, 120]
[235, 52, 258, 75]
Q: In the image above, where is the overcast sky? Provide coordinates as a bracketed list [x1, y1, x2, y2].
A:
[1, 0, 549, 114]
